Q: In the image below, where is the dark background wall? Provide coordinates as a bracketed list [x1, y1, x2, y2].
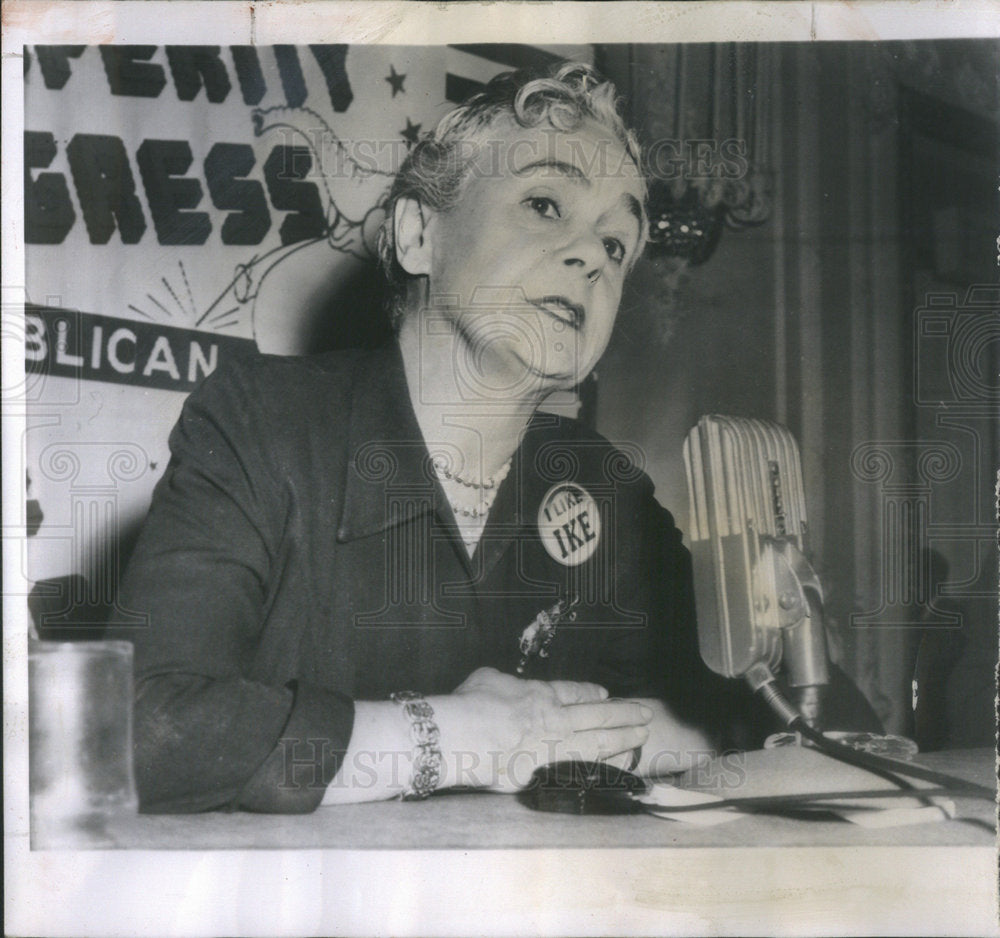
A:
[597, 40, 999, 735]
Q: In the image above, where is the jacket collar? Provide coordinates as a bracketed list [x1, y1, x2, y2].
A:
[335, 340, 585, 549]
[336, 341, 442, 543]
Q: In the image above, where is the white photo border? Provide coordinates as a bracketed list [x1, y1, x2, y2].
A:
[4, 3, 999, 936]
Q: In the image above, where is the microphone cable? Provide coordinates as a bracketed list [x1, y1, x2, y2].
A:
[746, 662, 996, 800]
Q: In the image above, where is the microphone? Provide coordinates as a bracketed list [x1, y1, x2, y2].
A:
[682, 415, 829, 727]
[680, 416, 1000, 800]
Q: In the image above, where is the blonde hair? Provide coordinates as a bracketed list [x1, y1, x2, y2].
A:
[376, 62, 646, 329]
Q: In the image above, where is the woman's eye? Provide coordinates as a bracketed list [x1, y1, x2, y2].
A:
[525, 196, 560, 219]
[604, 237, 626, 264]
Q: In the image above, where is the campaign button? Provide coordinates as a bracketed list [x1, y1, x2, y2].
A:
[537, 482, 600, 566]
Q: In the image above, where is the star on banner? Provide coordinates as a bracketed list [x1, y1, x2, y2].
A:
[385, 64, 406, 97]
[401, 117, 422, 147]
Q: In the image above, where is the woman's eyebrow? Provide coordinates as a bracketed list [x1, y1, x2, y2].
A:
[512, 158, 588, 182]
[612, 193, 645, 245]
[623, 193, 644, 231]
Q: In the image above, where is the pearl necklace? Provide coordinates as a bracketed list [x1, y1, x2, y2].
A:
[433, 462, 507, 492]
[431, 457, 512, 521]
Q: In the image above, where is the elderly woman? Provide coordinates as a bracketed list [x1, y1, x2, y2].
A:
[119, 62, 719, 813]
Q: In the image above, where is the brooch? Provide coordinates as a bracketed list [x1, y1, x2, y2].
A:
[516, 594, 580, 675]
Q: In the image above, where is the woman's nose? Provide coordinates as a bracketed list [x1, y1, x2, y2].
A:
[561, 237, 607, 284]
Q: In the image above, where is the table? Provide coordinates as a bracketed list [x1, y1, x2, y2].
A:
[85, 747, 994, 850]
[11, 749, 998, 936]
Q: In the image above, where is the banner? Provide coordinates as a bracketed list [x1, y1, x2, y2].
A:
[22, 42, 591, 621]
[25, 44, 588, 361]
[25, 305, 255, 393]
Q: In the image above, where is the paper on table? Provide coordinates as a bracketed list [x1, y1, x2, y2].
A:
[831, 800, 955, 827]
[636, 746, 958, 827]
[635, 783, 744, 826]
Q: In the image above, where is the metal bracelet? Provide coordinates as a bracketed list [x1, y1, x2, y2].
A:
[390, 691, 442, 800]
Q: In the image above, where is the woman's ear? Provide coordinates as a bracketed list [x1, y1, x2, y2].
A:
[393, 197, 435, 276]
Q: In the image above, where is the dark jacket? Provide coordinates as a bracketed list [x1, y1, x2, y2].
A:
[118, 341, 710, 813]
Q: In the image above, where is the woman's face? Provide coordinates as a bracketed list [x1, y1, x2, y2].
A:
[416, 117, 645, 399]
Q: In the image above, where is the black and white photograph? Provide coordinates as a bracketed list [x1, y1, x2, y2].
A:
[4, 2, 999, 935]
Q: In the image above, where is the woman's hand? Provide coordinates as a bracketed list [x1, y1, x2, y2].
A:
[430, 667, 653, 791]
[321, 668, 654, 804]
[612, 697, 717, 779]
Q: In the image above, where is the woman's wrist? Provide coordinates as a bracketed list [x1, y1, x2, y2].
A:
[429, 692, 523, 790]
[323, 692, 498, 803]
[321, 699, 413, 804]
[425, 693, 481, 790]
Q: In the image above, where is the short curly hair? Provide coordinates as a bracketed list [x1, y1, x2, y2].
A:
[376, 61, 646, 330]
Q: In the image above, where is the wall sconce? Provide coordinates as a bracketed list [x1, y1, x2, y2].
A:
[645, 44, 774, 265]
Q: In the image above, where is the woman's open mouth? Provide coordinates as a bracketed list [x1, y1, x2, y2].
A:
[531, 296, 585, 330]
